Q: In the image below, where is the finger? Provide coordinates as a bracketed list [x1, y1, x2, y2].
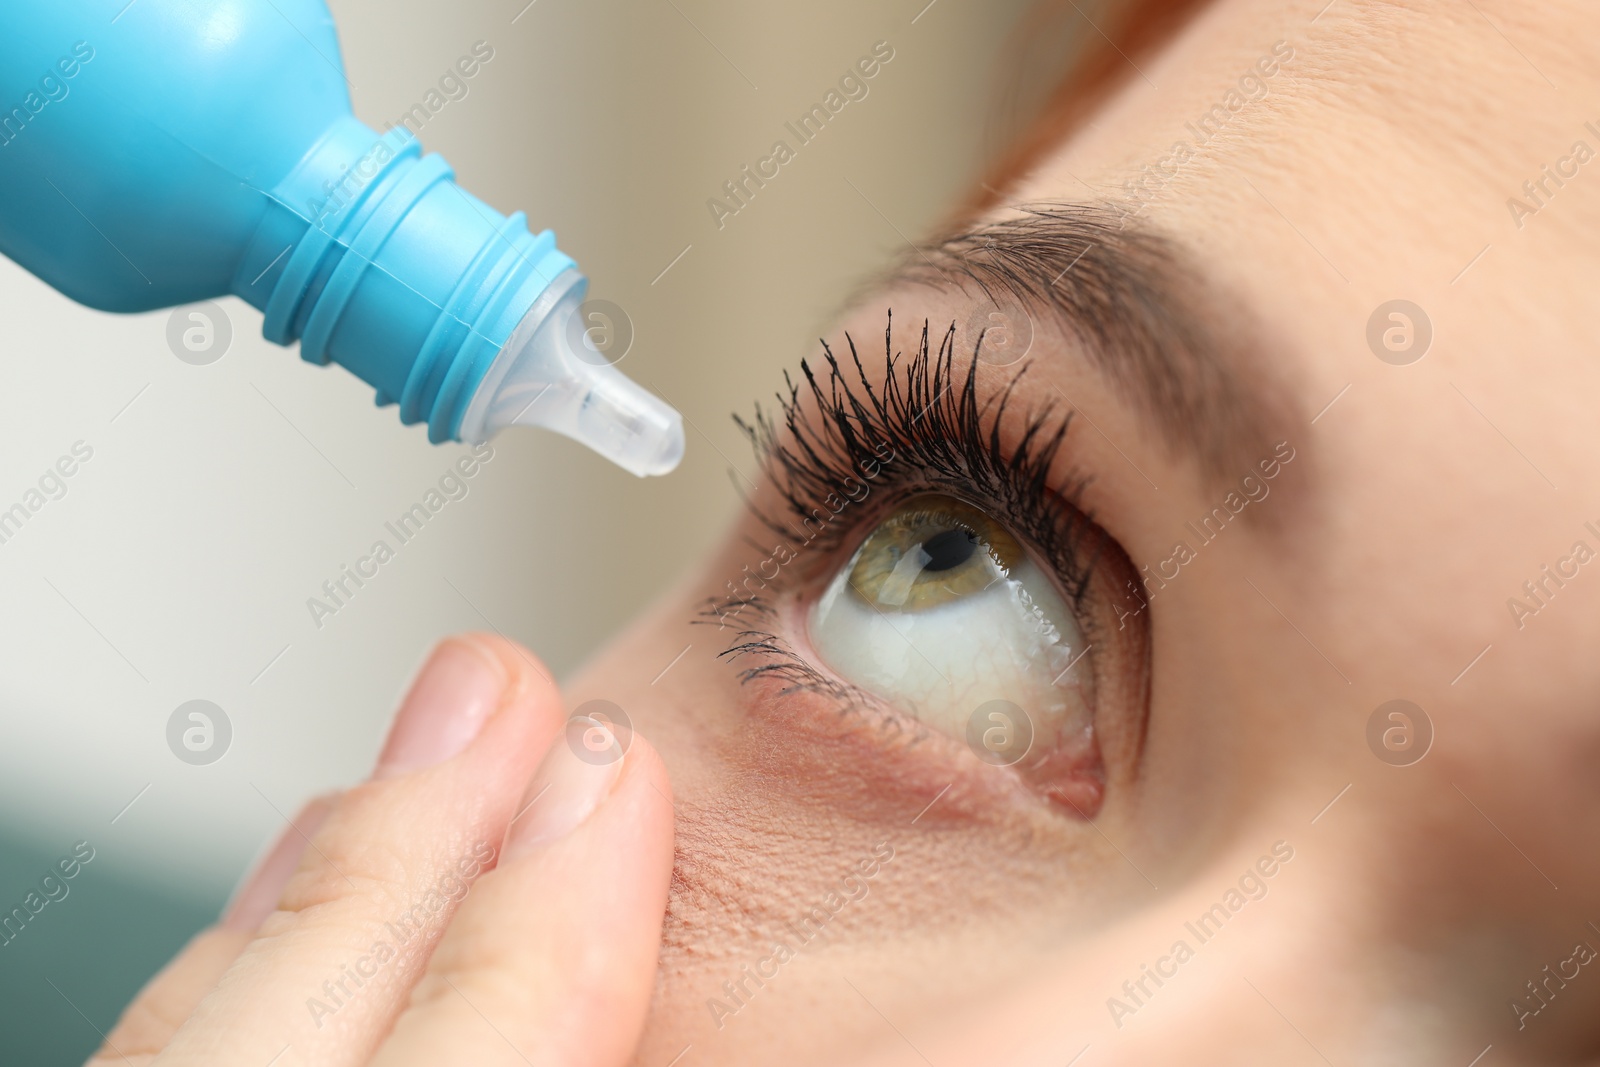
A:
[88, 797, 335, 1063]
[156, 633, 567, 1067]
[86, 930, 243, 1067]
[372, 721, 675, 1067]
[222, 794, 338, 933]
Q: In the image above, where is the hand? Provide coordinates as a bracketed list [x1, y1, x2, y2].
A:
[90, 633, 675, 1067]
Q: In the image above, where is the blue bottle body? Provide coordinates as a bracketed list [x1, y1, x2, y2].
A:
[0, 0, 574, 442]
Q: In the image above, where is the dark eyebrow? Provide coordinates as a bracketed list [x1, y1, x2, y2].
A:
[888, 202, 1290, 485]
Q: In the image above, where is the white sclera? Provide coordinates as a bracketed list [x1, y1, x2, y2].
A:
[809, 544, 1090, 744]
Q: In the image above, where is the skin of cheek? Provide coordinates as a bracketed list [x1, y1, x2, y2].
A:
[1158, 51, 1600, 1040]
[1007, 0, 1600, 1055]
[837, 843, 1380, 1067]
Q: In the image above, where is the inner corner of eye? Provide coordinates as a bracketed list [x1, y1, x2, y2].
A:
[807, 492, 1092, 760]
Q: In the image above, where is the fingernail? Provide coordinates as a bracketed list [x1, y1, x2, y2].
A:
[504, 718, 624, 858]
[223, 795, 334, 931]
[376, 637, 507, 779]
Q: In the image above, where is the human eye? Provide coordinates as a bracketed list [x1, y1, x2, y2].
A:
[812, 491, 1091, 770]
[712, 311, 1149, 816]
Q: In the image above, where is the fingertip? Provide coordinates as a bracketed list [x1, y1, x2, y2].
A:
[498, 722, 675, 867]
[456, 631, 559, 700]
[614, 729, 675, 828]
[376, 633, 561, 781]
[587, 729, 677, 895]
[459, 631, 569, 779]
[377, 636, 508, 779]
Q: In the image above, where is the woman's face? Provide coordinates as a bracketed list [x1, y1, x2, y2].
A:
[570, 1, 1600, 1062]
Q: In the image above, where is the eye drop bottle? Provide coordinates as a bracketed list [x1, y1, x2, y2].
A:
[0, 0, 683, 477]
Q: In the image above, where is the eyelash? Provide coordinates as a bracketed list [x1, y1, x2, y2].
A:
[701, 311, 1117, 714]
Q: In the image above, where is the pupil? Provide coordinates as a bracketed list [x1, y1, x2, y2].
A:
[920, 527, 978, 573]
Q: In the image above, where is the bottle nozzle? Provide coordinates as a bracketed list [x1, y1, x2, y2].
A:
[509, 358, 685, 478]
[458, 270, 685, 477]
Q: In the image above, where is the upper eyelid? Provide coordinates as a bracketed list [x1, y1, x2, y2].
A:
[727, 314, 1109, 620]
[736, 311, 1076, 538]
[887, 201, 1292, 488]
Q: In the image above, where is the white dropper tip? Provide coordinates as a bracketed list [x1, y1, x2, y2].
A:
[459, 271, 685, 477]
[515, 357, 685, 478]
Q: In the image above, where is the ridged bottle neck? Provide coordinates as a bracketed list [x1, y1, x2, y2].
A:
[235, 115, 574, 442]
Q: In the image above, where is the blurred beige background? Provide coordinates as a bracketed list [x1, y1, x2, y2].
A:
[0, 0, 1083, 896]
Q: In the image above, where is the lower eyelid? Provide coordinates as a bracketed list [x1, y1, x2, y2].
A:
[706, 575, 1115, 821]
